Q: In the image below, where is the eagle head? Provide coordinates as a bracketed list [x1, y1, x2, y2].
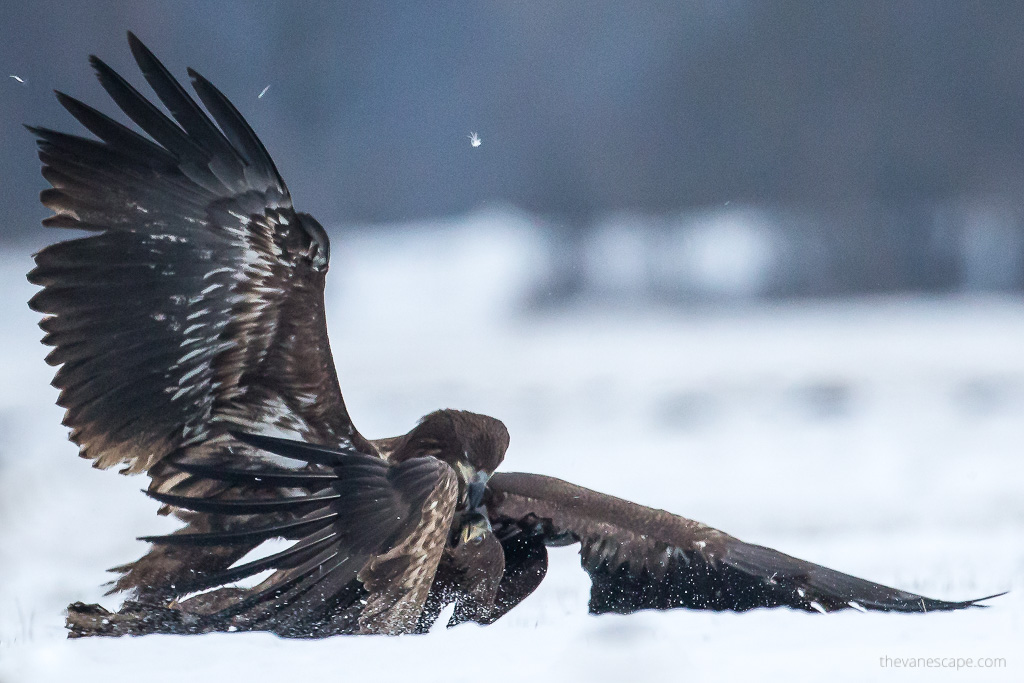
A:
[396, 409, 509, 544]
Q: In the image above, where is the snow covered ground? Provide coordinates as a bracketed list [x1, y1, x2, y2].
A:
[1, 212, 1021, 682]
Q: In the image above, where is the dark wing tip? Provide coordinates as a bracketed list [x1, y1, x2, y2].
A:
[951, 590, 1008, 609]
[857, 591, 1002, 613]
[87, 54, 110, 75]
[52, 89, 79, 112]
[184, 64, 285, 190]
[125, 31, 150, 64]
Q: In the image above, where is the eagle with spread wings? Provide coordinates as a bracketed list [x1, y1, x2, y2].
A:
[28, 34, 999, 638]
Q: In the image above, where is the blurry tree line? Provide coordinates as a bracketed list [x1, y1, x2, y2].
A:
[4, 0, 1024, 297]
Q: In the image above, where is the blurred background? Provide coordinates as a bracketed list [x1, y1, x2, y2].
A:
[2, 3, 1022, 680]
[5, 0, 1024, 301]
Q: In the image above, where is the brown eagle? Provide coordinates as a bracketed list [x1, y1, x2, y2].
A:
[28, 34, 1000, 638]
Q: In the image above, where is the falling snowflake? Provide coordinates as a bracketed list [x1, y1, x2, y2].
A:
[258, 85, 270, 99]
[468, 132, 481, 148]
[9, 74, 26, 84]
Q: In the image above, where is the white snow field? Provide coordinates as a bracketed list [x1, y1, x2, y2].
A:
[1, 212, 1021, 682]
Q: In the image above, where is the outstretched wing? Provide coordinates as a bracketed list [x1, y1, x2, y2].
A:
[27, 32, 372, 475]
[487, 472, 1002, 615]
[138, 433, 458, 637]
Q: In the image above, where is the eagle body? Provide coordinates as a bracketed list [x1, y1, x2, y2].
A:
[27, 34, 1001, 638]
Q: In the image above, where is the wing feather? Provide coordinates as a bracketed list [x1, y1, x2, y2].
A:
[28, 33, 372, 476]
[134, 435, 458, 636]
[487, 472, 1002, 615]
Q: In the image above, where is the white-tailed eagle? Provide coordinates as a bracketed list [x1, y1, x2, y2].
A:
[27, 34, 1001, 638]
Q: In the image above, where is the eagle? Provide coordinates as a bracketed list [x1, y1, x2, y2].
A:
[27, 34, 1000, 638]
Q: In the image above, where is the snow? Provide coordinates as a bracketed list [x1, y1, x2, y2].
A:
[1, 210, 1021, 682]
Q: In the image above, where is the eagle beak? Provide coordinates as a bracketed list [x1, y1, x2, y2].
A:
[456, 469, 492, 546]
[467, 470, 488, 510]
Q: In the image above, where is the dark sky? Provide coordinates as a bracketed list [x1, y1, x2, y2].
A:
[5, 1, 1024, 239]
